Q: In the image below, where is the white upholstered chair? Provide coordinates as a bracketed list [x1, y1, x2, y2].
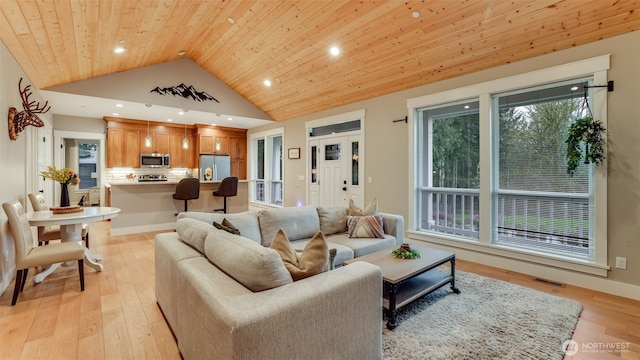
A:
[28, 193, 90, 247]
[2, 200, 85, 306]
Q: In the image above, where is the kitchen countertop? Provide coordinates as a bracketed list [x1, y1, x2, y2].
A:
[108, 179, 247, 186]
[108, 179, 249, 236]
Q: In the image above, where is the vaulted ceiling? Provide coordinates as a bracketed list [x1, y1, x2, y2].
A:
[1, 0, 638, 122]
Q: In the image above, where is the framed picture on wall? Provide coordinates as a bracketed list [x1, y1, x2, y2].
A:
[288, 147, 300, 159]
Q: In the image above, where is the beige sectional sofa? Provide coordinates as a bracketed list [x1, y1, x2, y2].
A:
[155, 205, 404, 360]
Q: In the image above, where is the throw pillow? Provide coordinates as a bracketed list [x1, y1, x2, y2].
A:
[204, 231, 293, 292]
[316, 206, 348, 235]
[348, 198, 379, 216]
[213, 218, 240, 235]
[270, 229, 329, 281]
[213, 218, 241, 235]
[347, 215, 385, 239]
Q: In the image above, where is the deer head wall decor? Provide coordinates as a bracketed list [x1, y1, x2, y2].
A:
[7, 78, 50, 140]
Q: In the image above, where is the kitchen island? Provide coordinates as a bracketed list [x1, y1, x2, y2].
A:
[109, 180, 248, 235]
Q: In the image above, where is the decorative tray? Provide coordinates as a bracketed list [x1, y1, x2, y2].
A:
[50, 205, 83, 214]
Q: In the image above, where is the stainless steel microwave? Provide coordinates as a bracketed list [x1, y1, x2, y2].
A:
[140, 153, 170, 168]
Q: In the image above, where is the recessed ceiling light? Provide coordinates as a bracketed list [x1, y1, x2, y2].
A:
[167, 119, 173, 122]
[228, 17, 235, 24]
[464, 105, 470, 109]
[412, 11, 420, 18]
[113, 47, 125, 54]
[570, 86, 579, 91]
[115, 103, 123, 108]
[264, 79, 272, 87]
[112, 113, 119, 116]
[227, 117, 233, 121]
[329, 46, 340, 56]
[178, 50, 186, 56]
[211, 123, 217, 126]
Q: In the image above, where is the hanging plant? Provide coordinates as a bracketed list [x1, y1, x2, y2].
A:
[565, 116, 606, 177]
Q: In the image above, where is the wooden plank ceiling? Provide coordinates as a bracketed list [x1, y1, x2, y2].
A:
[0, 0, 638, 121]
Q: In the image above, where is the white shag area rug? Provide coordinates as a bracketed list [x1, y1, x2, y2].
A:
[382, 270, 582, 360]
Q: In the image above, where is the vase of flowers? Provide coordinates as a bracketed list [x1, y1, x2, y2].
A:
[40, 166, 81, 207]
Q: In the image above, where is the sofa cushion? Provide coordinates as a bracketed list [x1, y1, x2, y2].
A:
[349, 198, 379, 216]
[289, 238, 355, 267]
[328, 233, 397, 258]
[178, 211, 261, 243]
[259, 206, 320, 246]
[347, 215, 385, 239]
[270, 229, 329, 281]
[317, 206, 348, 235]
[176, 217, 215, 254]
[204, 231, 293, 292]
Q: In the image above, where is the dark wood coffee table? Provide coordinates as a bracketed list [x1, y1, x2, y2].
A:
[345, 244, 460, 329]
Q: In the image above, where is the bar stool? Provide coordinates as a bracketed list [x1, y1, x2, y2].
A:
[173, 178, 200, 214]
[212, 176, 238, 213]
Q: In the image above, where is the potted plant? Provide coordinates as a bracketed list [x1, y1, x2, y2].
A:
[565, 116, 606, 177]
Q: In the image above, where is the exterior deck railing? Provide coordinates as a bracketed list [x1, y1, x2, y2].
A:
[420, 188, 591, 257]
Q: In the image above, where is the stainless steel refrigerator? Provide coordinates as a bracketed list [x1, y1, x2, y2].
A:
[199, 154, 231, 181]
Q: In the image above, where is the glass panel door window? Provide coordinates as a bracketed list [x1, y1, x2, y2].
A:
[78, 142, 98, 190]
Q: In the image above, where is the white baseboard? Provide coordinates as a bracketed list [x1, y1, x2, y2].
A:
[110, 222, 176, 236]
[411, 239, 640, 301]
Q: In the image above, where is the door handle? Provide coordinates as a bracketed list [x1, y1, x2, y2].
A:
[342, 187, 347, 191]
[39, 189, 44, 193]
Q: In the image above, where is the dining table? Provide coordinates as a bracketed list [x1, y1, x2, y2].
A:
[26, 206, 121, 283]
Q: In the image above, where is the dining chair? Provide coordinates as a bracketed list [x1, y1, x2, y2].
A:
[2, 200, 86, 306]
[28, 193, 90, 247]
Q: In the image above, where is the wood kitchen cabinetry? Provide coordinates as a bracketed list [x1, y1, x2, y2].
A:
[107, 128, 140, 168]
[140, 131, 170, 154]
[229, 135, 247, 179]
[169, 133, 196, 168]
[199, 134, 229, 154]
[195, 125, 247, 179]
[105, 118, 247, 178]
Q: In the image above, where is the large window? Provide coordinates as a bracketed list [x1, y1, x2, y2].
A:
[417, 100, 480, 239]
[410, 55, 609, 272]
[494, 80, 593, 258]
[250, 129, 283, 206]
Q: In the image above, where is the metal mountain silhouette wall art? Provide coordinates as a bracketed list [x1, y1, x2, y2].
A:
[150, 83, 219, 103]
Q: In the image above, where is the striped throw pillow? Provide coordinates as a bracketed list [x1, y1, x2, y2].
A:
[347, 215, 384, 239]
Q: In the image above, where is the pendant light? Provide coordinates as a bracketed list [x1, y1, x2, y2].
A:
[182, 123, 189, 149]
[144, 104, 152, 148]
[180, 109, 189, 149]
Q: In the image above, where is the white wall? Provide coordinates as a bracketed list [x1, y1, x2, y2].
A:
[0, 40, 53, 294]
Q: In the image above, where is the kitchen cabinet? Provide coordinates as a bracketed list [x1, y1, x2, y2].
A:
[140, 130, 169, 154]
[199, 134, 229, 154]
[107, 128, 140, 168]
[229, 136, 247, 160]
[169, 133, 196, 168]
[229, 135, 247, 179]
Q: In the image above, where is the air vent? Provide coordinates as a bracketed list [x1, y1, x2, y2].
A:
[534, 278, 565, 287]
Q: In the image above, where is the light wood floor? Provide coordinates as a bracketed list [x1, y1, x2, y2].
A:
[0, 221, 637, 360]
